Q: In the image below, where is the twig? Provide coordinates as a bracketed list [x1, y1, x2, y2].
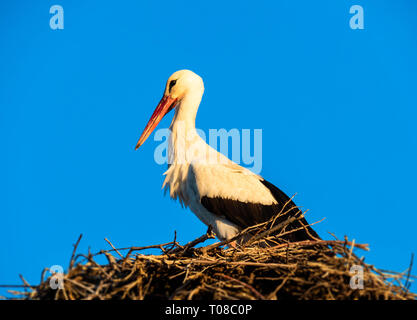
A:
[404, 253, 414, 294]
[216, 273, 266, 300]
[104, 238, 124, 259]
[18, 275, 33, 290]
[121, 241, 177, 262]
[69, 234, 83, 270]
[165, 231, 179, 253]
[170, 226, 215, 254]
[246, 216, 299, 245]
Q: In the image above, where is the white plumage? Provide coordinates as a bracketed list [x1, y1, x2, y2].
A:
[135, 70, 320, 242]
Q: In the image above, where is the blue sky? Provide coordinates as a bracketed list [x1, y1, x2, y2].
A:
[1, 1, 416, 296]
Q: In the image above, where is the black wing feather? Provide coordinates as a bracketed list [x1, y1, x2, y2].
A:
[200, 178, 320, 242]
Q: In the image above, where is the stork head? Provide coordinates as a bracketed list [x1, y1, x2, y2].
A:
[135, 70, 204, 150]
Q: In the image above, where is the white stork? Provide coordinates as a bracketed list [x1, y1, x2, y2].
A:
[135, 70, 319, 243]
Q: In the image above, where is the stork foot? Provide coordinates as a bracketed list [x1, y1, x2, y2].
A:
[228, 240, 237, 248]
[206, 225, 215, 239]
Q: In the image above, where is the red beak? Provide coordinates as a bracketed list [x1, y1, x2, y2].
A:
[135, 95, 177, 150]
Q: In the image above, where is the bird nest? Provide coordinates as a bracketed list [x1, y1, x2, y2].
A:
[14, 216, 416, 300]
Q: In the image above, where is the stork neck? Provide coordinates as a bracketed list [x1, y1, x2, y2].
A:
[169, 91, 204, 164]
[170, 90, 202, 134]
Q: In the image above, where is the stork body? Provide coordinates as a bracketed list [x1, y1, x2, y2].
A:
[136, 70, 319, 242]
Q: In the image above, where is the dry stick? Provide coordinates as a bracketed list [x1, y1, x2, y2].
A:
[257, 218, 327, 249]
[203, 208, 321, 252]
[201, 235, 241, 253]
[170, 226, 215, 254]
[84, 241, 178, 263]
[65, 278, 96, 295]
[18, 274, 33, 290]
[104, 238, 124, 259]
[0, 284, 34, 288]
[266, 239, 369, 252]
[248, 209, 319, 245]
[267, 272, 293, 299]
[73, 253, 112, 278]
[201, 223, 268, 252]
[276, 218, 326, 240]
[246, 216, 299, 245]
[121, 241, 176, 262]
[166, 231, 179, 253]
[7, 290, 27, 296]
[40, 268, 48, 286]
[248, 203, 301, 241]
[328, 240, 369, 251]
[117, 242, 176, 255]
[269, 211, 323, 243]
[69, 234, 83, 270]
[404, 253, 414, 294]
[346, 238, 356, 270]
[216, 273, 266, 300]
[269, 195, 299, 228]
[176, 258, 297, 269]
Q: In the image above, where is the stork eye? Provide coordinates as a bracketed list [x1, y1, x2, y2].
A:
[169, 79, 177, 92]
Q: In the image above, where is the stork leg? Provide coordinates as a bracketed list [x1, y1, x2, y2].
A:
[206, 225, 215, 238]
